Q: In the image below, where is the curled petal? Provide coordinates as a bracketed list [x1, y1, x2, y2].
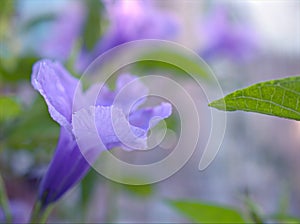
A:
[73, 105, 147, 152]
[72, 106, 106, 157]
[75, 74, 147, 111]
[129, 102, 172, 130]
[31, 59, 78, 129]
[95, 106, 147, 150]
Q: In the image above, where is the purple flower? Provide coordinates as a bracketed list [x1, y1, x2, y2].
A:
[77, 0, 178, 71]
[39, 1, 86, 61]
[0, 200, 30, 224]
[31, 59, 172, 208]
[18, 0, 85, 61]
[200, 6, 258, 61]
[41, 1, 85, 60]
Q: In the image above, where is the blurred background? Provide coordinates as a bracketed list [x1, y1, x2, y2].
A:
[1, 0, 300, 222]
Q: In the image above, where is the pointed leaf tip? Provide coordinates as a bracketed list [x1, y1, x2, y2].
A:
[209, 76, 300, 121]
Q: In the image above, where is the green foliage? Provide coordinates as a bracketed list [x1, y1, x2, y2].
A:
[0, 0, 15, 36]
[132, 60, 190, 78]
[0, 96, 21, 122]
[139, 50, 211, 81]
[83, 0, 104, 51]
[168, 200, 245, 223]
[113, 177, 154, 198]
[121, 183, 153, 198]
[209, 76, 300, 121]
[81, 169, 99, 208]
[270, 214, 300, 224]
[0, 0, 14, 19]
[0, 57, 38, 82]
[269, 191, 300, 223]
[21, 14, 56, 32]
[4, 95, 59, 152]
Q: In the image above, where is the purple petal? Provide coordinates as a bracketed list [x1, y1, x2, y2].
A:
[38, 127, 92, 207]
[95, 106, 147, 151]
[31, 59, 78, 129]
[81, 74, 148, 112]
[95, 84, 116, 106]
[73, 83, 114, 112]
[72, 106, 106, 156]
[113, 74, 148, 114]
[129, 102, 172, 130]
[73, 105, 146, 153]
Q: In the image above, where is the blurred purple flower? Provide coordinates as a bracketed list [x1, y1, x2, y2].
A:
[31, 59, 171, 208]
[200, 6, 258, 61]
[77, 0, 178, 71]
[40, 1, 86, 61]
[17, 0, 86, 61]
[0, 200, 30, 224]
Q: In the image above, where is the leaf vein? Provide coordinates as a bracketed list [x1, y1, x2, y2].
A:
[232, 96, 300, 115]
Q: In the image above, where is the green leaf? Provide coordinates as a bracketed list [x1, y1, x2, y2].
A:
[82, 0, 103, 51]
[168, 200, 245, 223]
[138, 49, 212, 81]
[209, 76, 300, 121]
[0, 96, 21, 122]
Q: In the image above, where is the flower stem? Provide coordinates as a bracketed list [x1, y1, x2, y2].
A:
[0, 174, 12, 223]
[29, 201, 53, 224]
